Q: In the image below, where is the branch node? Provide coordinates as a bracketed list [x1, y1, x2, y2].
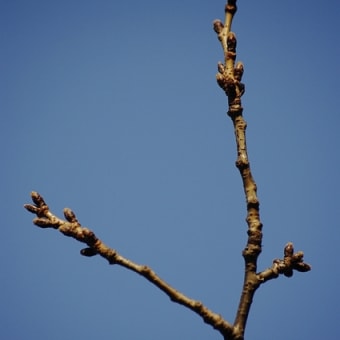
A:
[225, 1, 237, 15]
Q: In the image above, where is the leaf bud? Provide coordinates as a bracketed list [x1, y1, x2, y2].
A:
[80, 247, 98, 257]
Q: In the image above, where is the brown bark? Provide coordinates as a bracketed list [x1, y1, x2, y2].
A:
[24, 1, 311, 339]
[213, 2, 311, 339]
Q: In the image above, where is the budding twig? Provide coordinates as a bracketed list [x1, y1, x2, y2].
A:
[24, 191, 234, 338]
[213, 1, 311, 339]
[24, 2, 311, 340]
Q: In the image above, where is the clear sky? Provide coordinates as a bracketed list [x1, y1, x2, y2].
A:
[2, 1, 340, 339]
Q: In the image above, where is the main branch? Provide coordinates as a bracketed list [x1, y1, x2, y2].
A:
[213, 1, 311, 339]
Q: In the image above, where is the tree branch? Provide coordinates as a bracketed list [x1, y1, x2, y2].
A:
[213, 1, 311, 339]
[258, 242, 311, 282]
[24, 191, 234, 339]
[24, 1, 311, 339]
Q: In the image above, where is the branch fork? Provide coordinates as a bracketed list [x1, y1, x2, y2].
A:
[24, 1, 311, 339]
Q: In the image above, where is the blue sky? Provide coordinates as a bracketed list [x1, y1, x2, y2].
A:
[2, 0, 340, 339]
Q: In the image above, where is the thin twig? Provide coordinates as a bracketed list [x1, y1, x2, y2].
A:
[24, 191, 234, 338]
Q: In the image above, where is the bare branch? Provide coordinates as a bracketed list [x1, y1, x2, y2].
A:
[213, 1, 311, 339]
[24, 191, 234, 338]
[24, 2, 312, 340]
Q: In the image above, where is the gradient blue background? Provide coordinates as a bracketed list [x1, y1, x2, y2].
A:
[2, 1, 339, 339]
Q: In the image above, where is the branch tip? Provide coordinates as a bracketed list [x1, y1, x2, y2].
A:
[24, 204, 38, 214]
[284, 242, 294, 257]
[31, 191, 46, 207]
[64, 208, 78, 223]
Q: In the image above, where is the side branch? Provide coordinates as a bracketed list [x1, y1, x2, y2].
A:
[258, 242, 311, 282]
[24, 191, 234, 338]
